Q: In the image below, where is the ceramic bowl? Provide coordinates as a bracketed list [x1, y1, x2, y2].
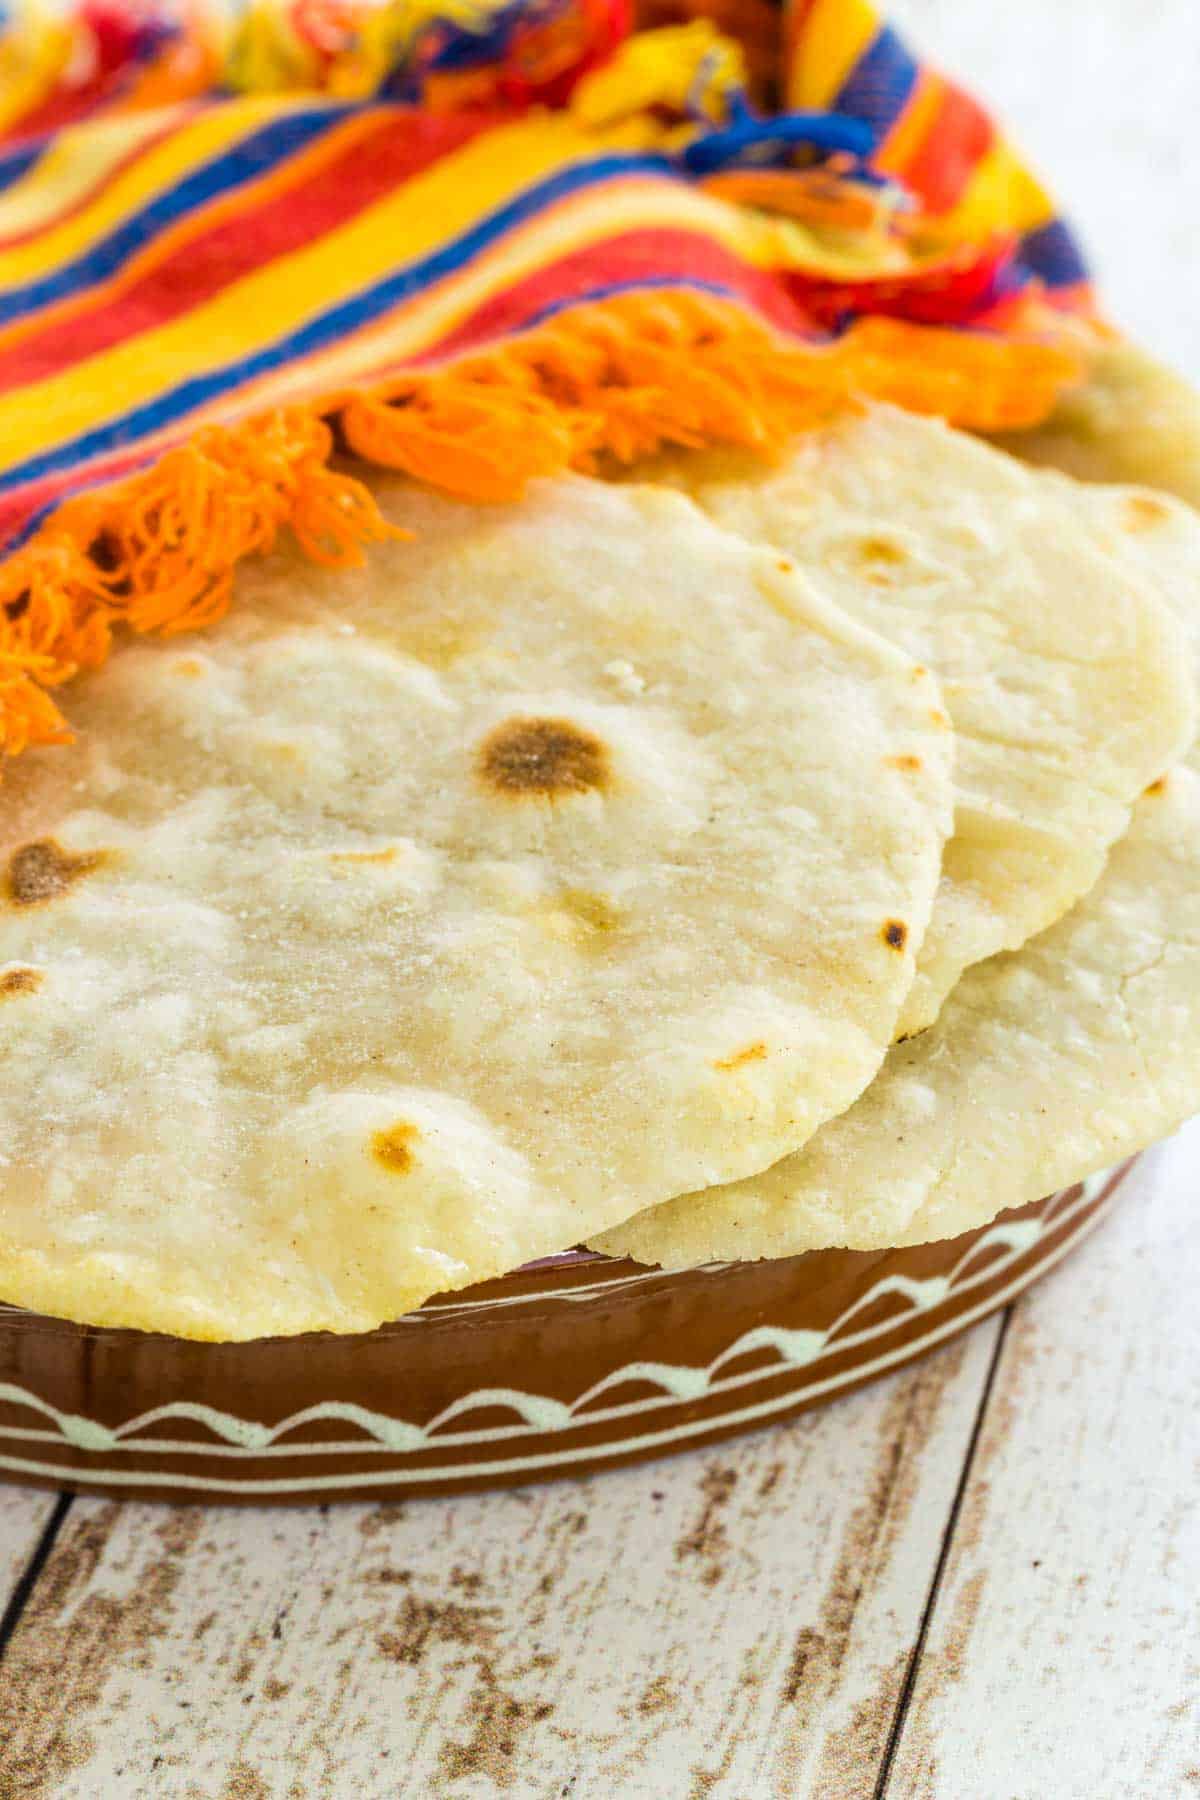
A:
[0, 1162, 1133, 1503]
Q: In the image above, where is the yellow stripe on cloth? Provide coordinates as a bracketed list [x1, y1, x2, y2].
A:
[0, 106, 194, 245]
[786, 0, 879, 110]
[0, 94, 320, 290]
[0, 106, 389, 360]
[873, 68, 943, 176]
[161, 176, 847, 423]
[0, 124, 915, 476]
[0, 16, 73, 139]
[0, 114, 649, 463]
[938, 139, 1056, 238]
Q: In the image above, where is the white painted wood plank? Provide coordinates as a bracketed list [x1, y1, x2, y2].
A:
[894, 0, 1200, 378]
[0, 1328, 997, 1799]
[0, 1485, 57, 1611]
[887, 1125, 1200, 1800]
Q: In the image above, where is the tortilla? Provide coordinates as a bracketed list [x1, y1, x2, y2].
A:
[629, 404, 1197, 1034]
[0, 472, 953, 1339]
[595, 762, 1200, 1264]
[992, 342, 1200, 508]
[1055, 479, 1200, 696]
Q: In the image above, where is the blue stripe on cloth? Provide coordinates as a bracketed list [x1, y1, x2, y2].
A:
[1019, 217, 1089, 288]
[0, 152, 677, 499]
[0, 266, 746, 550]
[521, 273, 736, 327]
[834, 24, 918, 139]
[0, 140, 45, 196]
[0, 102, 355, 324]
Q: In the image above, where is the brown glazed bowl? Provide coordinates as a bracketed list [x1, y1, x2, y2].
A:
[0, 1162, 1133, 1504]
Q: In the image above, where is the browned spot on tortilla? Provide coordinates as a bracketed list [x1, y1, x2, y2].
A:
[392, 613, 485, 669]
[372, 1123, 419, 1174]
[172, 655, 207, 678]
[855, 534, 908, 585]
[1123, 493, 1170, 531]
[536, 888, 622, 945]
[1145, 775, 1168, 796]
[5, 840, 107, 908]
[888, 753, 923, 771]
[0, 966, 42, 997]
[928, 708, 950, 729]
[263, 740, 305, 765]
[713, 1040, 768, 1072]
[859, 535, 906, 564]
[330, 846, 398, 866]
[478, 716, 610, 799]
[776, 558, 795, 573]
[882, 920, 907, 951]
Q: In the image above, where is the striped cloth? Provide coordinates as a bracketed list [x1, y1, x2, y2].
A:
[0, 0, 1098, 759]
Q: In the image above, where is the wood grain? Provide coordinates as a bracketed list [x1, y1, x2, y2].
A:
[0, 1329, 997, 1799]
[885, 1130, 1200, 1800]
[0, 1488, 57, 1617]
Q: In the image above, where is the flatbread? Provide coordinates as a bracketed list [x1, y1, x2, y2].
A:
[631, 405, 1196, 1034]
[0, 472, 953, 1339]
[992, 342, 1200, 508]
[1054, 479, 1200, 694]
[595, 763, 1200, 1263]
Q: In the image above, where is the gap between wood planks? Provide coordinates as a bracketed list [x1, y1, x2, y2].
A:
[871, 1304, 1015, 1799]
[0, 1491, 73, 1666]
[0, 1309, 1020, 1794]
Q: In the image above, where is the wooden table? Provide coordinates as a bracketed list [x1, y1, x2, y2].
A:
[1, 3, 1198, 1794]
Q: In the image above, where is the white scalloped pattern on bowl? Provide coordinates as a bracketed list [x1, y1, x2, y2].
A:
[0, 1167, 1124, 1498]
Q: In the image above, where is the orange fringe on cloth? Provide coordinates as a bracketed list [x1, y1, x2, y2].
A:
[0, 290, 1080, 763]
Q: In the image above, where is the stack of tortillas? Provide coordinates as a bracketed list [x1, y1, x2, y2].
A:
[3, 361, 1200, 1339]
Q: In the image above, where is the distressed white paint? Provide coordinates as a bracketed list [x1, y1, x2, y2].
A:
[889, 1126, 1200, 1800]
[0, 1327, 997, 1799]
[0, 1485, 55, 1606]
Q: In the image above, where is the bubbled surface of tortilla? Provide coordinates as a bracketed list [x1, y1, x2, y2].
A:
[633, 406, 1196, 1034]
[596, 763, 1200, 1264]
[0, 474, 953, 1339]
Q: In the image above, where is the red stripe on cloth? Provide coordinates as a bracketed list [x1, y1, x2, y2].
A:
[406, 228, 817, 365]
[783, 235, 1014, 329]
[0, 66, 148, 149]
[0, 109, 490, 391]
[895, 79, 994, 214]
[0, 237, 812, 541]
[0, 105, 202, 252]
